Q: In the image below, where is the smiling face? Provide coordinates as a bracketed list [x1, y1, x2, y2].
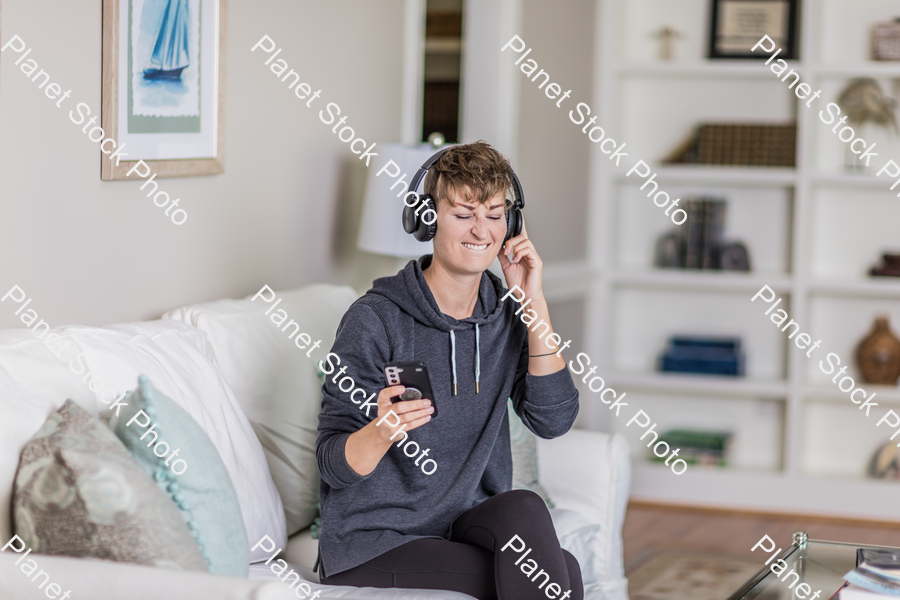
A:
[431, 186, 508, 277]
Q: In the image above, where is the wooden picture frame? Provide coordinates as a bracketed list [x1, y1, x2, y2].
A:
[101, 0, 227, 180]
[708, 0, 800, 60]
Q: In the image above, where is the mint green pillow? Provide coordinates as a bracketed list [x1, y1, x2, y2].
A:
[109, 375, 249, 576]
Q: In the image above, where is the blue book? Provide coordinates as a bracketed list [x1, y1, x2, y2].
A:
[659, 336, 744, 376]
[669, 336, 741, 351]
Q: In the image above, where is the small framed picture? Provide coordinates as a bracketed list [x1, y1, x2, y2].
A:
[101, 0, 227, 180]
[708, 0, 800, 60]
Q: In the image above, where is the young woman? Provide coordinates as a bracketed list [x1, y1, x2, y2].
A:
[316, 142, 583, 600]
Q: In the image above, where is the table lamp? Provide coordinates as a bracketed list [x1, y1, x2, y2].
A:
[357, 143, 442, 258]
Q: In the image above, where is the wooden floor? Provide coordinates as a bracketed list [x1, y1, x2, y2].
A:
[623, 501, 900, 572]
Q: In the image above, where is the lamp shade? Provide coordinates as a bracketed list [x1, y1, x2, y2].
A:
[357, 143, 440, 257]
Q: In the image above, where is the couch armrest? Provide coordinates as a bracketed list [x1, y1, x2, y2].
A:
[536, 429, 631, 525]
[0, 553, 295, 600]
[537, 429, 631, 600]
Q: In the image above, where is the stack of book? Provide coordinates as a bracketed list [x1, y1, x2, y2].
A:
[658, 336, 745, 377]
[664, 123, 797, 167]
[655, 198, 751, 271]
[649, 429, 733, 467]
[679, 198, 726, 270]
[839, 549, 900, 598]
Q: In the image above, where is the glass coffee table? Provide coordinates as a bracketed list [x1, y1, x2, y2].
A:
[727, 531, 900, 600]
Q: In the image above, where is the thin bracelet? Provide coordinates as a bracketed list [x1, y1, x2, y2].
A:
[529, 351, 559, 357]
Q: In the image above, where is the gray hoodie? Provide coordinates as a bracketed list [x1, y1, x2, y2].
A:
[315, 255, 579, 577]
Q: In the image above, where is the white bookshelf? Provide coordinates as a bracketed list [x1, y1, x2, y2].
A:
[616, 166, 798, 187]
[573, 0, 900, 520]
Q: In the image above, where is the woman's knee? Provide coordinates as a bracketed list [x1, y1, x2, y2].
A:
[502, 489, 550, 517]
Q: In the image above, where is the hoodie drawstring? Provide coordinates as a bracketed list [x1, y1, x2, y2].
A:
[450, 330, 458, 396]
[475, 324, 481, 394]
[450, 326, 481, 396]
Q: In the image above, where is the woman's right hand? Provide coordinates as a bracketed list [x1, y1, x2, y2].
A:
[346, 385, 435, 476]
[372, 385, 434, 443]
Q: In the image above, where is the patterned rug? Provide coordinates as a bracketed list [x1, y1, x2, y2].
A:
[627, 551, 762, 600]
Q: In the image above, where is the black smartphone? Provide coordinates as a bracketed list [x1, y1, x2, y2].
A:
[383, 360, 437, 419]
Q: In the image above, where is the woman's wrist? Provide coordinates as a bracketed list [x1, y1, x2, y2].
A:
[367, 418, 398, 448]
[346, 421, 393, 476]
[522, 290, 547, 310]
[523, 289, 545, 306]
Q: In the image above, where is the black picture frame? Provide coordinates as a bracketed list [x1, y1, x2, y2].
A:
[708, 0, 800, 60]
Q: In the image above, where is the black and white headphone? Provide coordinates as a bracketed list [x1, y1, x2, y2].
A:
[401, 147, 525, 243]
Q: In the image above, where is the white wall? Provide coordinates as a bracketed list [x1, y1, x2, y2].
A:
[460, 0, 521, 159]
[458, 0, 593, 280]
[516, 0, 594, 263]
[0, 0, 405, 329]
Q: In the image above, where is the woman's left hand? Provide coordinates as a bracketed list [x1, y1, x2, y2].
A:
[499, 220, 544, 302]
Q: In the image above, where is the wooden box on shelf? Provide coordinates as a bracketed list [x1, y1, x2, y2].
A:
[872, 19, 900, 61]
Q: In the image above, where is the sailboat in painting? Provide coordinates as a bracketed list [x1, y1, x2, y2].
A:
[143, 0, 190, 81]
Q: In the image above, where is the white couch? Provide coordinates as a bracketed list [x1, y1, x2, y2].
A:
[0, 284, 630, 600]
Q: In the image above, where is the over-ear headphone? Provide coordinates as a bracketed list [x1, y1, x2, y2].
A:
[402, 147, 525, 244]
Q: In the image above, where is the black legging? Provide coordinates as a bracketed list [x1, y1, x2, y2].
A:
[322, 489, 584, 600]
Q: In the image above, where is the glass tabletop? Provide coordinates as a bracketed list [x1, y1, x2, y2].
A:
[727, 532, 900, 600]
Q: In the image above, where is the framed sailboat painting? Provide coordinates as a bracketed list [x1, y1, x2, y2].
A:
[101, 0, 226, 179]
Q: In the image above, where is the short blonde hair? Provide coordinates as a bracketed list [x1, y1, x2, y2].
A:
[423, 141, 514, 212]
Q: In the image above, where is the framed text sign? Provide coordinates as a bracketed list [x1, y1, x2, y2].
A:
[708, 0, 799, 60]
[101, 0, 227, 180]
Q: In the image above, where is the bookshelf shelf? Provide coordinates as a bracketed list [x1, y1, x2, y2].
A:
[804, 384, 900, 405]
[812, 173, 895, 189]
[808, 278, 900, 299]
[617, 166, 797, 187]
[620, 62, 900, 81]
[633, 461, 781, 478]
[612, 62, 804, 79]
[588, 0, 900, 520]
[611, 269, 792, 294]
[631, 464, 900, 521]
[800, 471, 900, 488]
[813, 64, 900, 78]
[606, 371, 788, 399]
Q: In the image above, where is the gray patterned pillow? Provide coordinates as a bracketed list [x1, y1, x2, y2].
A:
[13, 400, 208, 571]
[508, 400, 555, 507]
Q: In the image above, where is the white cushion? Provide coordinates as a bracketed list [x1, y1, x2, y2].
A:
[62, 319, 287, 563]
[0, 552, 294, 600]
[165, 284, 358, 535]
[549, 508, 613, 600]
[538, 430, 631, 600]
[0, 329, 96, 545]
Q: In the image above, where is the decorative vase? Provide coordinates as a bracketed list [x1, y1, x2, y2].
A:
[869, 443, 900, 480]
[856, 316, 900, 385]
